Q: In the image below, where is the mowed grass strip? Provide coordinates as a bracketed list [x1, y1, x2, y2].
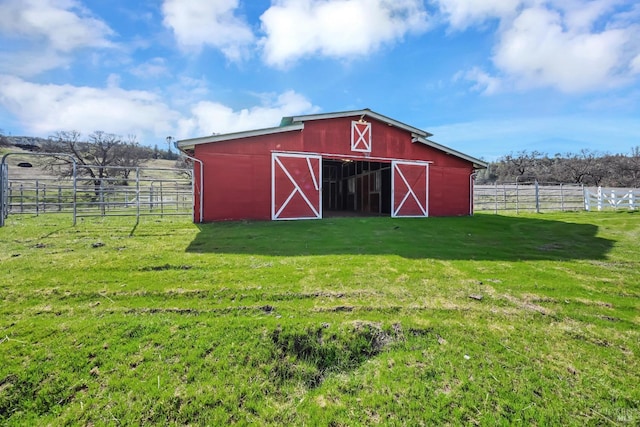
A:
[0, 212, 638, 425]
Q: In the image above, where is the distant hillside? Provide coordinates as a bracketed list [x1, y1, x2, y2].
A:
[1, 135, 180, 161]
[6, 136, 48, 151]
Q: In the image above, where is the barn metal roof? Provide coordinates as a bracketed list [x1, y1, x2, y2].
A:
[177, 108, 487, 168]
[176, 123, 305, 150]
[281, 108, 433, 137]
[411, 135, 488, 169]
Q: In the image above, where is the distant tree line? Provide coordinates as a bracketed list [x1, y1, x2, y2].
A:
[0, 129, 11, 147]
[0, 130, 180, 161]
[476, 148, 640, 187]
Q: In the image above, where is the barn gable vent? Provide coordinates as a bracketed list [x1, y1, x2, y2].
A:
[351, 120, 371, 153]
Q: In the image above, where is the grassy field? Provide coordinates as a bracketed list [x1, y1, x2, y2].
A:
[0, 211, 638, 425]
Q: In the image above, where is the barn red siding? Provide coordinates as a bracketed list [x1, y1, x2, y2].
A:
[194, 131, 303, 221]
[191, 113, 477, 221]
[429, 166, 472, 216]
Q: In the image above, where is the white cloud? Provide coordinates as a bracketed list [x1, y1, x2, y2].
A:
[177, 90, 319, 138]
[0, 0, 113, 52]
[559, 0, 620, 31]
[0, 0, 114, 76]
[456, 67, 502, 95]
[0, 75, 177, 139]
[0, 75, 319, 143]
[449, 1, 640, 94]
[129, 58, 171, 79]
[260, 0, 429, 68]
[162, 0, 254, 61]
[433, 0, 520, 30]
[494, 6, 635, 93]
[0, 50, 69, 78]
[165, 76, 212, 110]
[631, 54, 640, 74]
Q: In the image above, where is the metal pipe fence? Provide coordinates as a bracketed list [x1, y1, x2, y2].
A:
[475, 182, 639, 213]
[0, 155, 193, 227]
[474, 182, 585, 213]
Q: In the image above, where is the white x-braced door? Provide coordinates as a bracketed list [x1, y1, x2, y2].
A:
[272, 153, 322, 220]
[391, 161, 429, 218]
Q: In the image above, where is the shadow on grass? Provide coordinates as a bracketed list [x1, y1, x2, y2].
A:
[185, 214, 614, 261]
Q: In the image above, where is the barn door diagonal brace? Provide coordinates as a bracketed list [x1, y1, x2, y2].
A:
[273, 156, 320, 218]
[394, 167, 427, 216]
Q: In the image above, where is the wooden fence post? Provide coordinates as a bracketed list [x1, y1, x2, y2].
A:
[611, 189, 616, 209]
[597, 186, 602, 211]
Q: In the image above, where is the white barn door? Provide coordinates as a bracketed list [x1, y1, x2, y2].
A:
[391, 161, 429, 218]
[272, 153, 322, 220]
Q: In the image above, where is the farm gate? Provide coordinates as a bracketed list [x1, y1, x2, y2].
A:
[0, 152, 195, 227]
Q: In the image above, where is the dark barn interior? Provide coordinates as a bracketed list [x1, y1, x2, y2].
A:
[322, 159, 391, 217]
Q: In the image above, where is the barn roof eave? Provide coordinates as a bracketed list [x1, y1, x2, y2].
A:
[177, 123, 305, 150]
[412, 135, 488, 169]
[285, 109, 434, 138]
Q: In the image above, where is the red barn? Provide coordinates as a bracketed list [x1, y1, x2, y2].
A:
[177, 109, 487, 222]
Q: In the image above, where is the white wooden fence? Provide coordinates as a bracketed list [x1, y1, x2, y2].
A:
[584, 187, 639, 211]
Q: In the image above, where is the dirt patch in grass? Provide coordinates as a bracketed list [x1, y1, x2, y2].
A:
[270, 321, 404, 388]
[573, 298, 614, 308]
[502, 294, 556, 316]
[122, 306, 285, 316]
[139, 264, 193, 271]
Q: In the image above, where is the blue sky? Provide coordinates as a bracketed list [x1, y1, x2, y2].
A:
[0, 0, 639, 160]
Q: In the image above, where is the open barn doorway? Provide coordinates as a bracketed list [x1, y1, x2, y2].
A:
[322, 159, 391, 217]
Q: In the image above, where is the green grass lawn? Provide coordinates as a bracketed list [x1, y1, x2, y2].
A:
[1, 212, 638, 425]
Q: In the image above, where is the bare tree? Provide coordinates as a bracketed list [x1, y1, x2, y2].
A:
[474, 162, 497, 184]
[555, 149, 600, 184]
[111, 135, 152, 184]
[172, 155, 194, 184]
[494, 150, 545, 182]
[40, 130, 151, 197]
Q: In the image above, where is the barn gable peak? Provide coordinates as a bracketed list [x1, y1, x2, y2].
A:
[282, 108, 433, 138]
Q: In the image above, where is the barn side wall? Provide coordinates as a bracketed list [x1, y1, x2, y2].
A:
[429, 166, 472, 216]
[194, 115, 476, 221]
